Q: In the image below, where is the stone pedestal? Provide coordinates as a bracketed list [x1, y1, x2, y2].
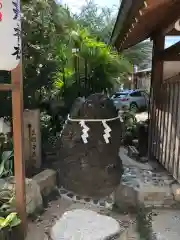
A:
[0, 110, 42, 174]
[24, 109, 42, 172]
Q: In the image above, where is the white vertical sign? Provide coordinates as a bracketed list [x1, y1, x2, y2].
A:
[0, 0, 21, 71]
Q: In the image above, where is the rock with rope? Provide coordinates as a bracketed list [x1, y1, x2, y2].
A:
[56, 93, 123, 197]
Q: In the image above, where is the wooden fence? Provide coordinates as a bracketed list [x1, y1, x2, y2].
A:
[149, 74, 180, 181]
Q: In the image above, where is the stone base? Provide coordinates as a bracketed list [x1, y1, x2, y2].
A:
[59, 187, 114, 209]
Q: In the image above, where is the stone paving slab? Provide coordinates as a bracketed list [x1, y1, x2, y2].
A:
[50, 209, 122, 240]
[65, 203, 136, 240]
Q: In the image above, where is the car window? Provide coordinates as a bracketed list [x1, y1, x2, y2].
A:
[113, 93, 128, 98]
[130, 91, 142, 97]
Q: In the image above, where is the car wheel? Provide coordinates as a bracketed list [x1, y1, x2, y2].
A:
[130, 102, 138, 112]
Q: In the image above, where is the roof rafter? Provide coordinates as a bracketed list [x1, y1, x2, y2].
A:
[111, 0, 180, 51]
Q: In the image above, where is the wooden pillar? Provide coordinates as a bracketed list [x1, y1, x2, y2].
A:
[11, 64, 26, 239]
[148, 34, 165, 159]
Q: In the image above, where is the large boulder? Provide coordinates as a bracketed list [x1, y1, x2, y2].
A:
[57, 93, 123, 197]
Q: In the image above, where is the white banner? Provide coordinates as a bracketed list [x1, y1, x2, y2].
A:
[0, 0, 21, 71]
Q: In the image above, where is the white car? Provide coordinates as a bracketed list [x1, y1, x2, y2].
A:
[111, 89, 149, 111]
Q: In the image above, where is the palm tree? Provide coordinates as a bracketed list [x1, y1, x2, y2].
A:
[53, 28, 133, 96]
[74, 0, 152, 68]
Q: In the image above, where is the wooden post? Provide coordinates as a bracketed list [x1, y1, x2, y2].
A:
[11, 64, 26, 239]
[148, 34, 165, 159]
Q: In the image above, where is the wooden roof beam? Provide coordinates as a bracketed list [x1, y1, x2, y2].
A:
[167, 28, 180, 36]
[121, 0, 174, 46]
[151, 1, 180, 39]
[117, 0, 145, 50]
[144, 0, 171, 13]
[163, 19, 180, 36]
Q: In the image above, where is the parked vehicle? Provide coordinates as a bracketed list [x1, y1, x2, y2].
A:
[111, 89, 149, 111]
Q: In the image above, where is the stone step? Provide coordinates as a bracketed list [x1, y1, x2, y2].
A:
[127, 145, 139, 158]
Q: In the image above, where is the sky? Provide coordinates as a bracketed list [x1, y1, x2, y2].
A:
[166, 36, 180, 48]
[56, 0, 180, 47]
[56, 0, 119, 12]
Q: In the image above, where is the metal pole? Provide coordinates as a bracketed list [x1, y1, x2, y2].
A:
[11, 63, 26, 239]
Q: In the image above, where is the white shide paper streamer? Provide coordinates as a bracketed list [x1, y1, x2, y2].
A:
[67, 114, 123, 144]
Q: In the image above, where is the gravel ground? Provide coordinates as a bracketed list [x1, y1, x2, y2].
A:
[25, 180, 180, 239]
[26, 197, 72, 240]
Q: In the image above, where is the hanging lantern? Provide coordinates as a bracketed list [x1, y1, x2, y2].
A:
[0, 0, 21, 71]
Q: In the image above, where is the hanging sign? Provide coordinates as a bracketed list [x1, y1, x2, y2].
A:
[0, 0, 21, 71]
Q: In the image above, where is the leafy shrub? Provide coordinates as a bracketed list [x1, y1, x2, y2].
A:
[0, 189, 20, 239]
[0, 212, 21, 231]
[0, 189, 15, 218]
[121, 108, 138, 145]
